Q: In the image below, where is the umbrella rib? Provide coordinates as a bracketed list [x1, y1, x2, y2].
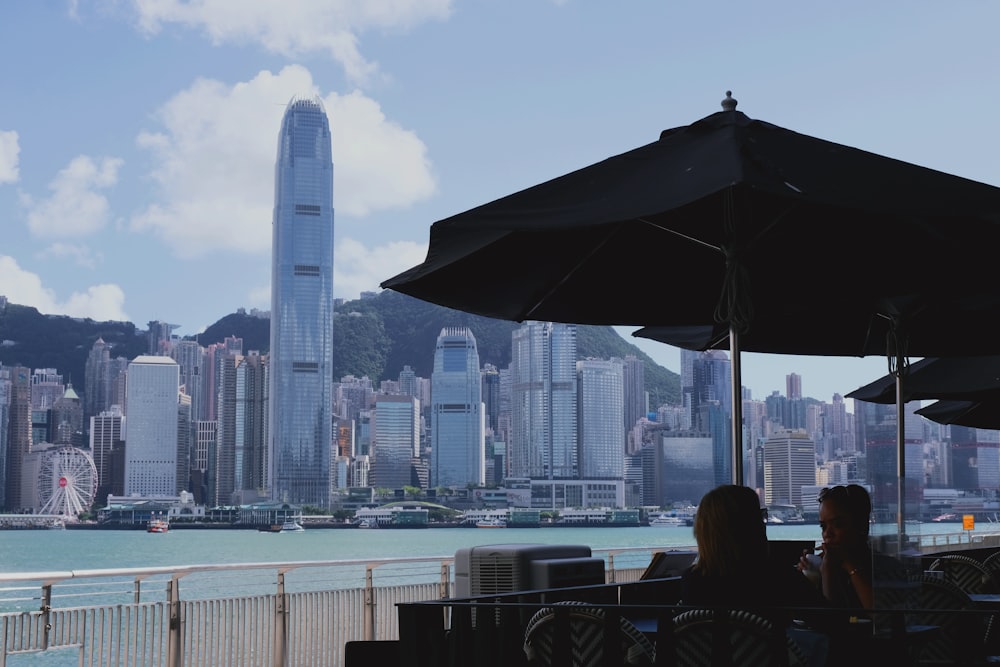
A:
[636, 217, 724, 252]
[522, 225, 625, 320]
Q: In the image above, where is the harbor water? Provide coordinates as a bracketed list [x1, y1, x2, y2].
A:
[0, 521, 989, 574]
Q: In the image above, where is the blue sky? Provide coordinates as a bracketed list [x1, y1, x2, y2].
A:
[2, 1, 998, 403]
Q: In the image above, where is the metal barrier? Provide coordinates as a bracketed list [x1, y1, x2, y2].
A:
[0, 549, 654, 666]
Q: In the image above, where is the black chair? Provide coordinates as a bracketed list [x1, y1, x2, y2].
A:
[522, 600, 656, 666]
[665, 609, 810, 667]
[903, 573, 989, 665]
[928, 554, 998, 595]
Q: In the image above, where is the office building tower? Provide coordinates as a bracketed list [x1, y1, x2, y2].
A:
[643, 431, 714, 507]
[30, 368, 63, 411]
[123, 356, 180, 497]
[398, 366, 418, 397]
[620, 355, 645, 438]
[510, 322, 577, 480]
[172, 340, 206, 422]
[268, 96, 334, 507]
[576, 358, 624, 479]
[786, 373, 802, 400]
[949, 426, 1000, 491]
[192, 420, 217, 504]
[763, 428, 817, 507]
[177, 392, 192, 495]
[50, 384, 83, 447]
[84, 338, 111, 423]
[481, 364, 501, 434]
[3, 366, 32, 511]
[371, 394, 420, 489]
[147, 321, 179, 356]
[430, 328, 484, 488]
[90, 406, 124, 499]
[692, 351, 732, 424]
[215, 352, 268, 505]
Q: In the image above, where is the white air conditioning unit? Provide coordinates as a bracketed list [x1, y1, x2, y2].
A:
[453, 543, 600, 597]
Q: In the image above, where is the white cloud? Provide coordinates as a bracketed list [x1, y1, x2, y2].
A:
[0, 130, 19, 184]
[23, 156, 123, 238]
[131, 0, 453, 86]
[333, 236, 427, 300]
[130, 65, 436, 258]
[0, 256, 129, 321]
[36, 243, 103, 270]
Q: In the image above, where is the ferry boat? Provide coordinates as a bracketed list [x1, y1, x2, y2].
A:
[648, 514, 687, 527]
[257, 520, 304, 533]
[146, 517, 169, 533]
[475, 518, 507, 528]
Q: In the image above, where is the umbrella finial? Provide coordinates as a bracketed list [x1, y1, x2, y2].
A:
[721, 90, 737, 111]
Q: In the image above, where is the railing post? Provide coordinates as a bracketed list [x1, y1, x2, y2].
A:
[607, 553, 616, 583]
[364, 565, 376, 640]
[40, 583, 52, 651]
[273, 570, 287, 667]
[166, 576, 182, 667]
[440, 562, 451, 599]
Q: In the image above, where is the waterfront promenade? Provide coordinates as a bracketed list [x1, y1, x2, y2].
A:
[2, 523, 998, 665]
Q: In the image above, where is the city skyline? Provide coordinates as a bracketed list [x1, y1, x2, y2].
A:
[3, 3, 998, 403]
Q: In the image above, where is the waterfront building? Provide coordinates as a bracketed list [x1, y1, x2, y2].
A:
[430, 327, 485, 488]
[3, 366, 32, 511]
[510, 322, 578, 484]
[950, 425, 1000, 492]
[647, 431, 714, 506]
[90, 405, 124, 499]
[123, 355, 180, 497]
[267, 96, 335, 507]
[192, 419, 216, 504]
[371, 394, 420, 489]
[763, 428, 817, 507]
[576, 358, 625, 480]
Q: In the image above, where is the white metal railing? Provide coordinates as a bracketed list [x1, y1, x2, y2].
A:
[0, 548, 656, 666]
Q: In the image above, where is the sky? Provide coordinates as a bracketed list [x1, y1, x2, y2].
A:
[2, 1, 999, 404]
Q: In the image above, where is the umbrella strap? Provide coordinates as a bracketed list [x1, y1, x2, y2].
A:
[886, 320, 910, 378]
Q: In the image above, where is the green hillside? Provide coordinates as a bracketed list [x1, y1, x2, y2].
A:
[1, 292, 680, 406]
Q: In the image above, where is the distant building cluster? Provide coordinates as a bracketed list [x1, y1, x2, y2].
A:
[2, 98, 996, 524]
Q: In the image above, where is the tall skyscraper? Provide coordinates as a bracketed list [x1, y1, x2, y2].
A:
[576, 358, 624, 479]
[123, 355, 180, 497]
[510, 321, 578, 480]
[620, 355, 645, 438]
[3, 366, 32, 511]
[371, 394, 420, 489]
[763, 428, 817, 507]
[90, 405, 124, 500]
[268, 97, 334, 507]
[430, 327, 484, 488]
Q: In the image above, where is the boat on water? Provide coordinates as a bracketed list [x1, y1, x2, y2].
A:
[356, 518, 378, 529]
[146, 518, 169, 533]
[475, 518, 507, 528]
[258, 520, 304, 533]
[649, 515, 687, 527]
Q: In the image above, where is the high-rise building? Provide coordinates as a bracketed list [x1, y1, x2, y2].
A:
[172, 340, 206, 422]
[123, 356, 180, 497]
[510, 321, 578, 480]
[481, 364, 501, 434]
[763, 428, 817, 507]
[268, 97, 334, 507]
[620, 355, 645, 439]
[3, 366, 32, 511]
[430, 328, 484, 488]
[84, 338, 111, 423]
[371, 394, 420, 489]
[576, 358, 624, 479]
[90, 405, 124, 500]
[786, 373, 802, 400]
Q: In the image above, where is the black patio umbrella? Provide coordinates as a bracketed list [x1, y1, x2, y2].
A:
[382, 92, 1000, 491]
[844, 356, 1000, 405]
[916, 399, 1000, 429]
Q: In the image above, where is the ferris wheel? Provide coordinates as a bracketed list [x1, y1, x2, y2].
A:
[38, 446, 99, 518]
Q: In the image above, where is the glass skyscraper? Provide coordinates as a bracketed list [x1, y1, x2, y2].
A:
[430, 327, 484, 488]
[510, 321, 577, 480]
[123, 355, 180, 497]
[268, 97, 334, 507]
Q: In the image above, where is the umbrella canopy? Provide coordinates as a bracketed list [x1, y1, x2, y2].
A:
[844, 356, 1000, 404]
[382, 93, 1000, 494]
[916, 399, 1000, 429]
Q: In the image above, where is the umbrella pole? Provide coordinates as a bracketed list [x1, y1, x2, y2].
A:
[895, 351, 906, 540]
[730, 326, 744, 486]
